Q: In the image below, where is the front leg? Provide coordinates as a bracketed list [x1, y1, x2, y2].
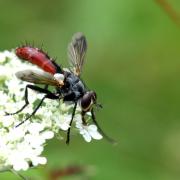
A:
[81, 111, 87, 125]
[91, 108, 116, 144]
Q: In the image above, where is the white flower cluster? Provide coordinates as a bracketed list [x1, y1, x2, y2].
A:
[0, 50, 102, 171]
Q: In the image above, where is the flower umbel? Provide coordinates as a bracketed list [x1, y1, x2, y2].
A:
[0, 50, 102, 172]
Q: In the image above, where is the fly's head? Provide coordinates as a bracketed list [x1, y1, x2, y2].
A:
[80, 91, 102, 112]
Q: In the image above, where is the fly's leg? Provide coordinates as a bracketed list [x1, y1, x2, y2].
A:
[91, 108, 116, 144]
[81, 111, 87, 125]
[5, 85, 29, 115]
[16, 91, 59, 127]
[63, 91, 76, 101]
[5, 84, 52, 116]
[66, 102, 77, 145]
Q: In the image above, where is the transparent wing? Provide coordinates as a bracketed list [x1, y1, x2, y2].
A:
[68, 32, 87, 76]
[16, 69, 59, 86]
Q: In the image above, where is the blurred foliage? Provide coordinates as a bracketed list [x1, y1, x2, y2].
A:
[0, 0, 180, 179]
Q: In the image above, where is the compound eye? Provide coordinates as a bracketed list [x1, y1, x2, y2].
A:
[80, 93, 92, 111]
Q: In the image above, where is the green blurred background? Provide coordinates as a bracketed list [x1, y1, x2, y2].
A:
[0, 0, 180, 179]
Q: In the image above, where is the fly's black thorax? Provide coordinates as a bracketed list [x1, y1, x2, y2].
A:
[59, 71, 86, 101]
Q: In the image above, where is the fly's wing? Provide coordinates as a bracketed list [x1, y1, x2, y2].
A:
[15, 69, 59, 86]
[68, 32, 87, 76]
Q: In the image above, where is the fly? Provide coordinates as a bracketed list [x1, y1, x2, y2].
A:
[6, 32, 115, 144]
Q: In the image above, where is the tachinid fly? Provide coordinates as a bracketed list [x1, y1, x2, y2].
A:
[6, 32, 115, 144]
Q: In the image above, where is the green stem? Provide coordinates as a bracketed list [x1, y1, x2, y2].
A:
[0, 166, 28, 180]
[10, 169, 28, 180]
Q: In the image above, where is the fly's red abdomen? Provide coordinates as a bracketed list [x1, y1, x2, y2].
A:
[16, 47, 57, 74]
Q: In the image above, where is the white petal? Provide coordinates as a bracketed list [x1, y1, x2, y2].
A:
[33, 146, 44, 156]
[59, 123, 70, 131]
[41, 131, 54, 139]
[89, 131, 103, 140]
[83, 132, 92, 142]
[32, 156, 47, 166]
[31, 159, 38, 166]
[79, 128, 92, 142]
[86, 112, 91, 116]
[27, 123, 44, 134]
[13, 159, 29, 171]
[57, 115, 71, 130]
[74, 114, 82, 122]
[0, 52, 6, 63]
[8, 128, 25, 141]
[88, 125, 103, 140]
[22, 161, 29, 171]
[88, 125, 98, 131]
[25, 134, 45, 148]
[75, 119, 83, 129]
[38, 157, 47, 165]
[2, 116, 14, 127]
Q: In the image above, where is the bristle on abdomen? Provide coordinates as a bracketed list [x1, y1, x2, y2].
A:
[16, 46, 58, 74]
